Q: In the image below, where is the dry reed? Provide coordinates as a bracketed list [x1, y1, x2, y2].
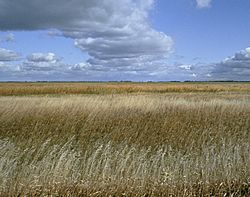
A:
[0, 89, 249, 196]
[0, 82, 249, 96]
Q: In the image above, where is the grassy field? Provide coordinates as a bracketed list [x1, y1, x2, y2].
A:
[0, 82, 249, 196]
[0, 82, 250, 95]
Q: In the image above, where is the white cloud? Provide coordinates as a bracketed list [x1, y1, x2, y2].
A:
[1, 0, 247, 82]
[27, 53, 59, 63]
[0, 47, 20, 61]
[0, 61, 20, 81]
[173, 47, 250, 81]
[0, 0, 173, 73]
[179, 64, 192, 70]
[210, 47, 250, 81]
[69, 62, 106, 72]
[70, 62, 92, 71]
[196, 0, 212, 8]
[231, 47, 250, 61]
[0, 47, 20, 78]
[20, 53, 65, 72]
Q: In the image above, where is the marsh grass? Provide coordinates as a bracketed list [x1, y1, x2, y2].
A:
[0, 82, 250, 96]
[0, 92, 249, 196]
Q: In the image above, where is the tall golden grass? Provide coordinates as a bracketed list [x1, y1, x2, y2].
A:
[0, 82, 250, 95]
[0, 86, 249, 196]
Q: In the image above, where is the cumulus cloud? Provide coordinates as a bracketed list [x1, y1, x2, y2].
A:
[68, 59, 203, 81]
[196, 0, 212, 8]
[0, 47, 20, 78]
[231, 47, 250, 61]
[211, 47, 250, 81]
[0, 0, 173, 74]
[27, 53, 59, 63]
[3, 0, 245, 82]
[70, 62, 105, 72]
[0, 61, 20, 81]
[0, 47, 20, 61]
[0, 52, 70, 81]
[177, 47, 250, 81]
[20, 53, 65, 72]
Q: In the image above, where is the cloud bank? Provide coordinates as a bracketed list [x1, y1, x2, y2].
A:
[176, 47, 250, 81]
[20, 53, 66, 73]
[211, 47, 250, 81]
[0, 0, 173, 74]
[0, 0, 248, 81]
[1, 47, 249, 81]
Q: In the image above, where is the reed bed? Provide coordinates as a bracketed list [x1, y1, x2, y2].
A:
[0, 82, 249, 96]
[0, 91, 249, 196]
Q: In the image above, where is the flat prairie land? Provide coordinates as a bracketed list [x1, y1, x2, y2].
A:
[0, 82, 250, 95]
[0, 82, 249, 196]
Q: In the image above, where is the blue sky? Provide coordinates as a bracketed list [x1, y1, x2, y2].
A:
[0, 0, 249, 81]
[152, 0, 250, 64]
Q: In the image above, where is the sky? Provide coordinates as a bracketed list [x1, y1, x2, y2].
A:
[0, 0, 249, 81]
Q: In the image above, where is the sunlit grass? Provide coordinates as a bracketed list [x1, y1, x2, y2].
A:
[0, 84, 249, 196]
[0, 82, 249, 95]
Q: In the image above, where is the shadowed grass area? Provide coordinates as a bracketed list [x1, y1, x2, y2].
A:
[0, 82, 250, 95]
